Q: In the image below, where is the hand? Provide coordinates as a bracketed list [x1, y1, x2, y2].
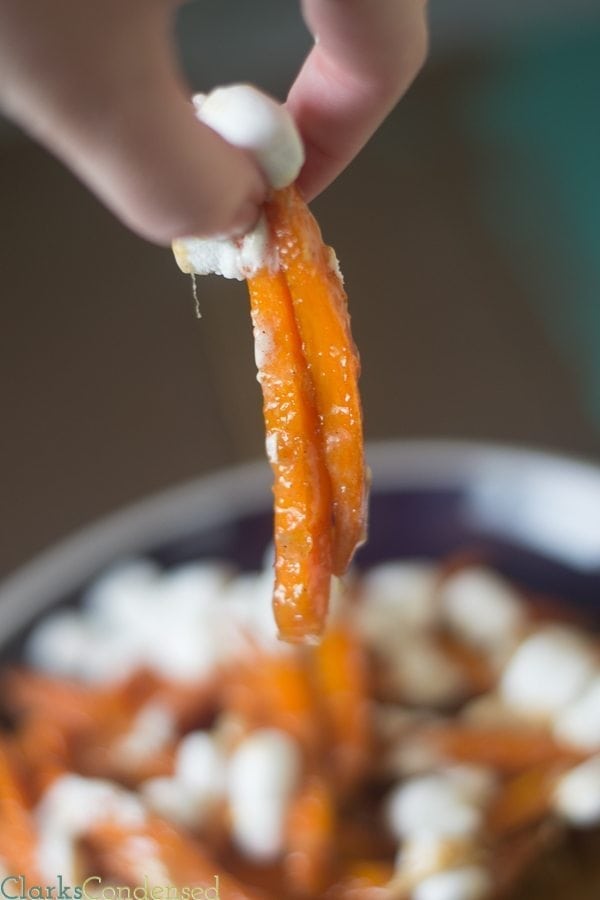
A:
[0, 0, 427, 245]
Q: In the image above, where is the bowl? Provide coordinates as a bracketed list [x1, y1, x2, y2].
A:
[1, 439, 600, 658]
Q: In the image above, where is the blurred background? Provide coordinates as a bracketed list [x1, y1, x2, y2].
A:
[2, 0, 600, 579]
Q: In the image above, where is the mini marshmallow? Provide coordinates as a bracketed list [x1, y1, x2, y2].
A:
[173, 84, 305, 280]
[227, 728, 301, 861]
[413, 866, 493, 900]
[25, 610, 94, 679]
[115, 702, 176, 765]
[395, 833, 479, 885]
[386, 772, 486, 841]
[36, 774, 145, 881]
[173, 215, 273, 281]
[396, 834, 457, 882]
[500, 626, 596, 717]
[554, 675, 600, 751]
[553, 755, 600, 826]
[357, 561, 439, 638]
[439, 567, 525, 653]
[175, 731, 228, 799]
[84, 559, 161, 625]
[382, 634, 468, 707]
[141, 731, 227, 830]
[26, 560, 286, 688]
[141, 777, 204, 830]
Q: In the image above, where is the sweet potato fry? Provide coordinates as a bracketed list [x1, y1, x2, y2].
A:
[428, 724, 585, 773]
[0, 739, 41, 878]
[487, 765, 565, 836]
[265, 187, 367, 575]
[247, 268, 333, 642]
[224, 650, 321, 757]
[87, 815, 267, 899]
[309, 624, 371, 787]
[284, 776, 336, 895]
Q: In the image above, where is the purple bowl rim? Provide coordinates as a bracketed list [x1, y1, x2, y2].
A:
[1, 438, 600, 644]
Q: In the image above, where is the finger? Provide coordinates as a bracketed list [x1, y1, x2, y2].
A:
[288, 0, 428, 200]
[0, 0, 267, 244]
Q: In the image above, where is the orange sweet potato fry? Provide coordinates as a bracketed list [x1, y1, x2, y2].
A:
[309, 624, 371, 787]
[0, 739, 41, 878]
[487, 765, 565, 836]
[265, 187, 367, 575]
[333, 861, 396, 900]
[88, 816, 266, 900]
[224, 650, 321, 757]
[247, 268, 333, 642]
[429, 724, 585, 773]
[284, 775, 337, 895]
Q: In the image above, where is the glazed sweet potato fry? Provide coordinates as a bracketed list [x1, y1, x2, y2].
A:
[428, 724, 585, 773]
[247, 268, 333, 642]
[0, 739, 41, 878]
[265, 187, 367, 575]
[88, 816, 266, 900]
[309, 624, 371, 787]
[224, 650, 322, 756]
[487, 765, 564, 836]
[284, 776, 337, 895]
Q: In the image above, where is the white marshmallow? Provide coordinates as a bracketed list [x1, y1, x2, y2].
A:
[194, 85, 304, 190]
[173, 84, 305, 280]
[142, 728, 228, 830]
[175, 731, 228, 800]
[36, 774, 145, 881]
[357, 561, 439, 638]
[500, 626, 596, 717]
[395, 834, 455, 881]
[27, 559, 286, 687]
[25, 610, 94, 679]
[156, 562, 231, 614]
[386, 772, 486, 841]
[173, 214, 274, 281]
[553, 755, 600, 826]
[115, 702, 175, 765]
[141, 777, 204, 830]
[83, 559, 161, 625]
[439, 567, 525, 653]
[413, 866, 492, 900]
[227, 728, 301, 861]
[382, 634, 467, 707]
[554, 675, 600, 751]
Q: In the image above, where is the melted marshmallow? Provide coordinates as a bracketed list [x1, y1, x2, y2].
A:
[383, 634, 468, 707]
[227, 728, 301, 861]
[386, 769, 491, 841]
[194, 86, 304, 190]
[500, 626, 596, 717]
[143, 731, 227, 830]
[553, 755, 600, 826]
[413, 866, 492, 900]
[36, 775, 145, 881]
[439, 567, 525, 653]
[115, 702, 175, 765]
[554, 675, 600, 751]
[173, 84, 304, 280]
[175, 731, 228, 799]
[357, 561, 439, 637]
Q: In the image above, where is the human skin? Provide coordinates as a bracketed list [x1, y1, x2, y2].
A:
[0, 0, 427, 245]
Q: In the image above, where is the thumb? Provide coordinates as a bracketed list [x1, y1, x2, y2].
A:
[0, 0, 267, 244]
